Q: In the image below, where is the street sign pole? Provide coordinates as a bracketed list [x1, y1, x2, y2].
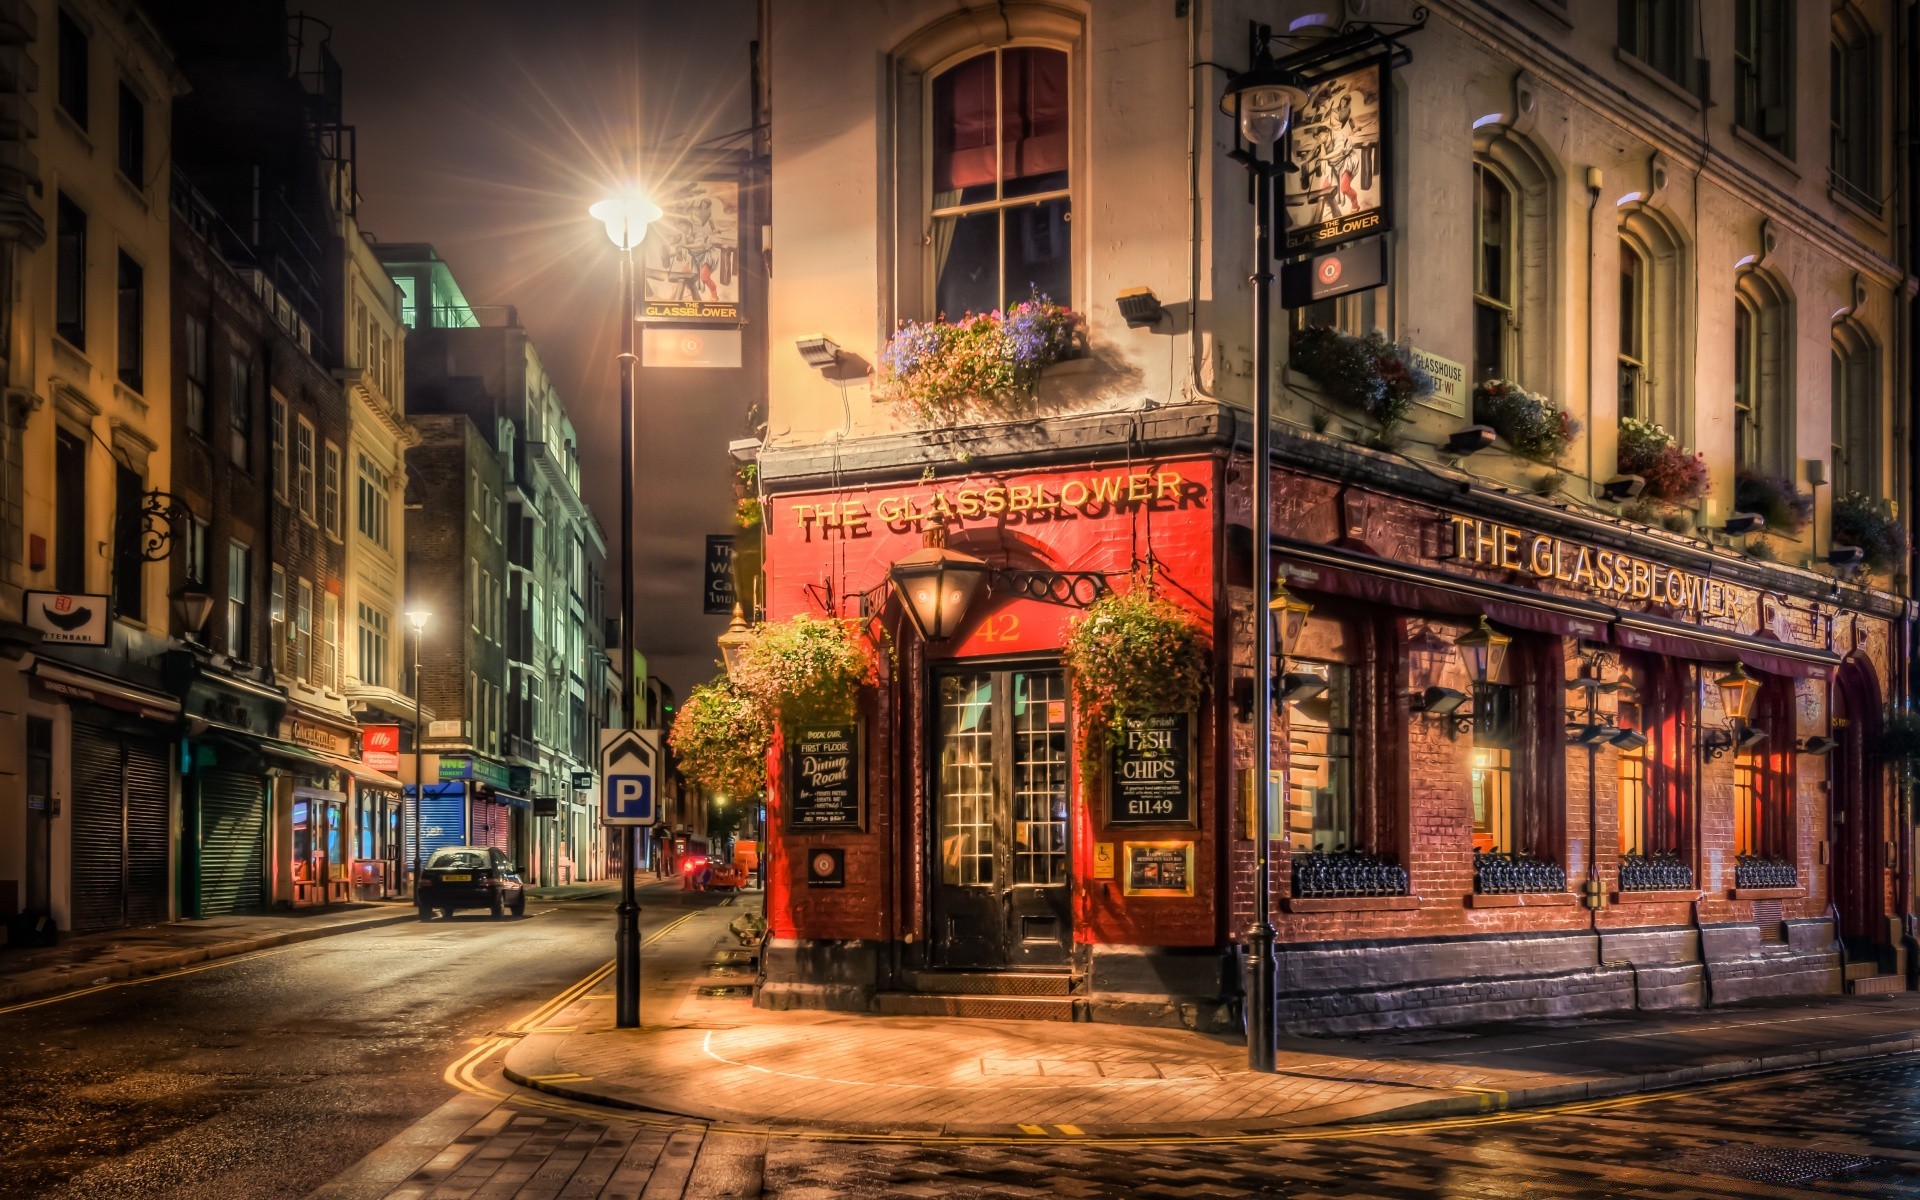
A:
[615, 241, 642, 1030]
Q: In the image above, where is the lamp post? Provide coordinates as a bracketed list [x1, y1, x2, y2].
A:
[591, 186, 663, 1030]
[406, 608, 430, 898]
[1221, 26, 1309, 1074]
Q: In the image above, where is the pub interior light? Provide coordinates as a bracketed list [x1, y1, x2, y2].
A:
[1601, 475, 1646, 501]
[796, 336, 842, 369]
[1444, 425, 1497, 456]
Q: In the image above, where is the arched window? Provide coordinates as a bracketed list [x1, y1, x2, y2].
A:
[1618, 207, 1686, 434]
[1831, 320, 1878, 497]
[1471, 132, 1555, 391]
[1831, 9, 1881, 209]
[1472, 162, 1515, 383]
[1733, 270, 1791, 477]
[928, 46, 1071, 316]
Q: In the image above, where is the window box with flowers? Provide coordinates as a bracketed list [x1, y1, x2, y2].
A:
[1473, 379, 1581, 463]
[1831, 491, 1907, 575]
[1733, 471, 1814, 536]
[877, 293, 1084, 429]
[1287, 324, 1434, 436]
[1061, 583, 1209, 780]
[669, 678, 773, 799]
[1616, 417, 1708, 507]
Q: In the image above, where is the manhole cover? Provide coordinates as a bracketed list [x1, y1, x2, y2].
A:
[1665, 1143, 1878, 1185]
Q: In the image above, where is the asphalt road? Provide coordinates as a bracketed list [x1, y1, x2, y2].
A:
[0, 879, 721, 1200]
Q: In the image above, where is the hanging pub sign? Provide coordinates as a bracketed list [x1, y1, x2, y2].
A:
[704, 535, 736, 614]
[1279, 235, 1385, 308]
[1282, 55, 1391, 256]
[1108, 712, 1195, 827]
[640, 178, 741, 322]
[788, 723, 863, 829]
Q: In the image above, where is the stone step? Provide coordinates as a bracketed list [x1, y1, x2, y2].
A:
[1847, 973, 1907, 996]
[1843, 959, 1884, 981]
[906, 969, 1074, 997]
[874, 992, 1079, 1021]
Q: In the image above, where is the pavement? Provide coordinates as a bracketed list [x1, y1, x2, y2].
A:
[0, 879, 622, 1009]
[503, 900, 1920, 1138]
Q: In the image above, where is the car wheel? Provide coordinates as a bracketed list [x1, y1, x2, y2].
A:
[440, 907, 455, 919]
[490, 892, 505, 919]
[417, 905, 432, 922]
[511, 894, 526, 918]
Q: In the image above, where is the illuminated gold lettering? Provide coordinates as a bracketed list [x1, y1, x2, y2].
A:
[1060, 480, 1088, 509]
[1092, 476, 1124, 505]
[1473, 521, 1502, 567]
[1008, 485, 1033, 513]
[875, 498, 903, 524]
[1127, 473, 1152, 502]
[1629, 561, 1652, 599]
[1156, 471, 1182, 500]
[1572, 547, 1595, 588]
[843, 502, 869, 535]
[1449, 514, 1473, 560]
[792, 504, 817, 531]
[955, 490, 982, 518]
[1499, 528, 1524, 570]
[1528, 536, 1554, 577]
[984, 488, 1008, 515]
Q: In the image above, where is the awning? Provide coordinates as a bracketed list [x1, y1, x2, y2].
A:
[253, 737, 407, 788]
[1276, 543, 1615, 642]
[1613, 614, 1839, 679]
[478, 787, 531, 809]
[30, 658, 182, 723]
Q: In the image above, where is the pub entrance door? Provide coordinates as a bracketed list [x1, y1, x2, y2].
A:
[930, 666, 1073, 970]
[1831, 661, 1885, 951]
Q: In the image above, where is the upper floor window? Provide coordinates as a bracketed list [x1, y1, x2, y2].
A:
[929, 46, 1070, 317]
[1733, 270, 1790, 477]
[118, 82, 145, 182]
[229, 355, 253, 471]
[55, 193, 85, 350]
[57, 10, 87, 129]
[295, 416, 316, 520]
[1472, 162, 1514, 383]
[1618, 0, 1695, 90]
[1831, 321, 1877, 498]
[116, 251, 143, 392]
[183, 315, 209, 437]
[1617, 210, 1686, 433]
[1831, 14, 1880, 209]
[1733, 0, 1791, 155]
[357, 453, 391, 548]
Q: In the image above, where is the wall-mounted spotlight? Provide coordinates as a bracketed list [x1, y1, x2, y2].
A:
[1601, 475, 1645, 501]
[1827, 545, 1866, 574]
[1116, 286, 1166, 328]
[1279, 671, 1329, 703]
[1413, 684, 1468, 716]
[1609, 728, 1649, 752]
[1798, 735, 1838, 756]
[1445, 425, 1498, 456]
[1722, 512, 1764, 536]
[796, 336, 842, 369]
[1737, 724, 1770, 752]
[1569, 723, 1614, 747]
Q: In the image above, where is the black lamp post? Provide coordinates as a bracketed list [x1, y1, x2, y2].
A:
[1221, 25, 1309, 1075]
[406, 608, 430, 898]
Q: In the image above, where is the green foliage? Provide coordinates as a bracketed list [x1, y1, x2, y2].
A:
[1617, 417, 1708, 505]
[1473, 379, 1581, 462]
[732, 614, 878, 729]
[1061, 583, 1209, 778]
[1734, 471, 1814, 535]
[668, 678, 772, 799]
[877, 294, 1083, 428]
[1288, 325, 1434, 431]
[1831, 491, 1908, 573]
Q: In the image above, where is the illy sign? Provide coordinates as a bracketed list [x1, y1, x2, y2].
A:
[361, 725, 402, 772]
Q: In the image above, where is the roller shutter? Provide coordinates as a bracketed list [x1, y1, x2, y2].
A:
[122, 736, 169, 927]
[198, 767, 265, 916]
[409, 783, 468, 864]
[69, 724, 172, 932]
[471, 799, 510, 854]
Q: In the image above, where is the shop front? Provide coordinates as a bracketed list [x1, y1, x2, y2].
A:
[757, 424, 1905, 1031]
[272, 710, 405, 908]
[164, 650, 285, 918]
[407, 753, 527, 879]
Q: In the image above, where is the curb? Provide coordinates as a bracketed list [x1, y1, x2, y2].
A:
[500, 1024, 1920, 1141]
[0, 908, 420, 1008]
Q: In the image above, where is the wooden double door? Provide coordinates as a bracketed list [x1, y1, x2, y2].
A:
[930, 666, 1074, 970]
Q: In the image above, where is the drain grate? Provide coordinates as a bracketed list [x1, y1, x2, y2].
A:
[1666, 1143, 1878, 1185]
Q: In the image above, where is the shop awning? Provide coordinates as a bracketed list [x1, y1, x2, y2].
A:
[481, 788, 531, 809]
[1613, 614, 1839, 679]
[1275, 543, 1615, 642]
[29, 658, 181, 723]
[254, 737, 407, 788]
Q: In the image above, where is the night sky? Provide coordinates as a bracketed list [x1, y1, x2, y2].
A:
[300, 0, 760, 692]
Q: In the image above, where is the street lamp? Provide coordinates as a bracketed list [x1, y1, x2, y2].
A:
[594, 183, 662, 1030]
[1223, 23, 1309, 1076]
[717, 603, 753, 681]
[406, 607, 430, 899]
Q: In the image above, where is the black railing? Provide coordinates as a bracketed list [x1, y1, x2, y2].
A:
[1618, 852, 1694, 892]
[1291, 849, 1409, 899]
[1474, 850, 1568, 895]
[1734, 856, 1797, 890]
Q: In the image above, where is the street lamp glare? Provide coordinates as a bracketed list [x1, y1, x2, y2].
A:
[589, 190, 664, 250]
[405, 608, 432, 632]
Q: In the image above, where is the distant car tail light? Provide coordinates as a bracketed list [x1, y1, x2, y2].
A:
[681, 856, 706, 873]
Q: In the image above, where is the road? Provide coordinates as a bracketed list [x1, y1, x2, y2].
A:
[0, 879, 721, 1200]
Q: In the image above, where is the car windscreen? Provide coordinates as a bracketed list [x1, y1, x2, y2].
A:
[428, 850, 489, 870]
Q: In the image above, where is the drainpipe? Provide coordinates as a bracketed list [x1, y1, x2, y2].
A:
[1900, 0, 1920, 982]
[1585, 167, 1601, 504]
[1187, 0, 1214, 399]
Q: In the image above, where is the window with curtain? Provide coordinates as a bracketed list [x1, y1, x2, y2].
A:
[1617, 691, 1647, 855]
[1733, 0, 1791, 154]
[929, 46, 1071, 317]
[1618, 239, 1647, 420]
[1284, 610, 1401, 879]
[1618, 0, 1694, 89]
[1734, 271, 1790, 477]
[1830, 16, 1880, 209]
[1471, 683, 1516, 854]
[1831, 323, 1876, 498]
[1616, 657, 1696, 878]
[1473, 162, 1514, 383]
[1471, 635, 1564, 877]
[1734, 673, 1798, 865]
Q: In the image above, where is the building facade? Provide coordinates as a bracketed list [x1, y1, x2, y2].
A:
[751, 0, 1915, 1029]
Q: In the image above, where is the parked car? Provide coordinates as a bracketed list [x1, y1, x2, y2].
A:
[417, 846, 526, 919]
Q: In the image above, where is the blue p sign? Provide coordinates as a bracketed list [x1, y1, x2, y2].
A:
[605, 774, 654, 824]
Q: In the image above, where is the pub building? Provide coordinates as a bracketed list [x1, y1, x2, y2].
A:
[748, 1, 1914, 1030]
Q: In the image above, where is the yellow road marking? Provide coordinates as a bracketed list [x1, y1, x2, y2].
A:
[1017, 1124, 1048, 1136]
[1055, 1124, 1084, 1136]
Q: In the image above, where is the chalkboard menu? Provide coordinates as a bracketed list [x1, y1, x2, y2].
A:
[1107, 712, 1194, 826]
[788, 723, 862, 829]
[1123, 841, 1195, 896]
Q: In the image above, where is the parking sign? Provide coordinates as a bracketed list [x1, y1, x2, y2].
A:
[600, 728, 658, 825]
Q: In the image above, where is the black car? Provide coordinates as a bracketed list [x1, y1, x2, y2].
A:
[417, 846, 527, 919]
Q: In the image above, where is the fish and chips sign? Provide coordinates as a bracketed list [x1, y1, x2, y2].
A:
[1444, 515, 1735, 620]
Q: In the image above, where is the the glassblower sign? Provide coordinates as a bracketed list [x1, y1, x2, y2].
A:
[1284, 55, 1391, 255]
[1444, 515, 1736, 620]
[1108, 713, 1194, 826]
[788, 723, 862, 829]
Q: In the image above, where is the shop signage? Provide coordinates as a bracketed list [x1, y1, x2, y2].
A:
[1283, 55, 1392, 255]
[1411, 348, 1468, 418]
[788, 723, 862, 829]
[1444, 515, 1735, 619]
[1108, 713, 1194, 826]
[704, 535, 736, 614]
[427, 719, 465, 740]
[640, 177, 741, 322]
[24, 591, 109, 645]
[439, 755, 511, 789]
[1122, 841, 1195, 897]
[1279, 236, 1384, 308]
[571, 770, 595, 790]
[284, 717, 353, 757]
[361, 725, 401, 772]
[806, 847, 846, 888]
[789, 468, 1205, 537]
[533, 796, 559, 817]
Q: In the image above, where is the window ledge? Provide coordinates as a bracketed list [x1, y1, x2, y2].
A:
[1612, 47, 1702, 112]
[54, 104, 94, 150]
[1729, 124, 1798, 179]
[1828, 183, 1887, 229]
[1284, 895, 1418, 913]
[1467, 891, 1577, 908]
[1610, 889, 1702, 904]
[1729, 886, 1806, 900]
[116, 169, 150, 211]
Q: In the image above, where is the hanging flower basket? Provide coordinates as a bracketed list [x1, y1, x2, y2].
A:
[1287, 324, 1434, 431]
[669, 678, 772, 798]
[877, 292, 1084, 428]
[1616, 417, 1708, 506]
[1473, 379, 1581, 463]
[1062, 584, 1209, 778]
[731, 613, 879, 729]
[1733, 471, 1813, 535]
[1831, 491, 1907, 573]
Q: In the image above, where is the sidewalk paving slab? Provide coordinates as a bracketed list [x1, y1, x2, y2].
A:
[502, 903, 1920, 1137]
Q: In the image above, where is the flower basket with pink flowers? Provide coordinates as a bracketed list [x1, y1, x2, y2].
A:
[1062, 583, 1209, 778]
